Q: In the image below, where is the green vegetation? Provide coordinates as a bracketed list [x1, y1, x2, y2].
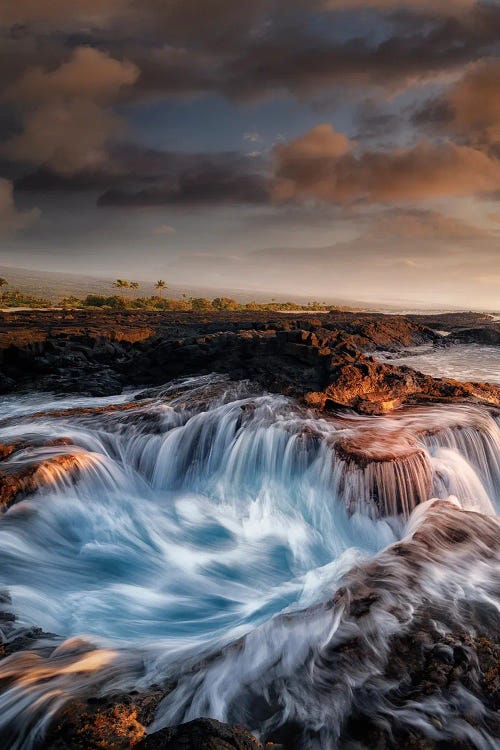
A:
[0, 278, 51, 308]
[0, 275, 341, 312]
[71, 295, 333, 312]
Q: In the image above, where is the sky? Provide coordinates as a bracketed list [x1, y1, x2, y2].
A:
[0, 0, 499, 308]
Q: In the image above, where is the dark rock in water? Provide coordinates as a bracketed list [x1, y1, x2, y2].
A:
[0, 449, 84, 510]
[451, 326, 500, 345]
[137, 718, 263, 749]
[42, 704, 262, 750]
[332, 501, 500, 750]
[0, 372, 15, 393]
[41, 700, 146, 749]
[405, 312, 494, 332]
[338, 617, 500, 750]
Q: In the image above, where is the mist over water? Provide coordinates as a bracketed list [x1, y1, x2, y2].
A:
[0, 374, 499, 748]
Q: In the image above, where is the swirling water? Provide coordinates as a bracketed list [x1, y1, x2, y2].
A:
[0, 374, 499, 748]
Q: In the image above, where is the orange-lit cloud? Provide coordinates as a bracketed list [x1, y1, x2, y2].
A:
[2, 48, 138, 176]
[0, 0, 128, 26]
[273, 124, 500, 204]
[4, 47, 138, 103]
[446, 58, 500, 144]
[3, 101, 124, 176]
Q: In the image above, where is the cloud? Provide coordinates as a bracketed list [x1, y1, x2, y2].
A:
[417, 58, 500, 145]
[153, 224, 176, 235]
[3, 47, 138, 103]
[0, 178, 39, 236]
[3, 100, 125, 176]
[97, 154, 270, 207]
[4, 0, 497, 106]
[241, 208, 499, 306]
[2, 0, 499, 219]
[13, 146, 270, 208]
[0, 0, 128, 27]
[323, 0, 474, 11]
[250, 210, 495, 263]
[370, 209, 492, 242]
[273, 124, 500, 204]
[1, 48, 139, 176]
[99, 174, 269, 207]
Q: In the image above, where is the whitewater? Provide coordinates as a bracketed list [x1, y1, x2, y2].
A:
[0, 373, 499, 748]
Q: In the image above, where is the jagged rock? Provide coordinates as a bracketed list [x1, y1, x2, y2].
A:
[451, 326, 500, 345]
[306, 350, 500, 414]
[137, 718, 263, 750]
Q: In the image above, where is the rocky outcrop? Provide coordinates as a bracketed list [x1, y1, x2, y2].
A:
[305, 347, 500, 414]
[451, 326, 500, 345]
[0, 442, 85, 510]
[0, 310, 437, 397]
[334, 500, 500, 750]
[405, 311, 495, 331]
[0, 310, 498, 414]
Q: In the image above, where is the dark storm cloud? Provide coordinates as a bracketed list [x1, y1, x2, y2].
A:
[2, 2, 500, 106]
[120, 1, 500, 104]
[13, 146, 270, 207]
[97, 165, 270, 207]
[1, 0, 500, 211]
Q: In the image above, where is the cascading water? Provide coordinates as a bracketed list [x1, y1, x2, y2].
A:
[0, 374, 499, 748]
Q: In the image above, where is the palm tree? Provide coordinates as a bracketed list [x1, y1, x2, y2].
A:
[0, 278, 8, 300]
[113, 279, 130, 304]
[129, 281, 139, 296]
[154, 279, 167, 298]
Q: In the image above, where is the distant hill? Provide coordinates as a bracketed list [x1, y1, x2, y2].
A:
[0, 265, 493, 313]
[0, 265, 368, 308]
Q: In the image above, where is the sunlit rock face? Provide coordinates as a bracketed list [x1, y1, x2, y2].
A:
[0, 377, 498, 749]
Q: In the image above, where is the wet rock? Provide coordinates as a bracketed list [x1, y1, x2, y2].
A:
[42, 701, 145, 749]
[0, 451, 85, 510]
[451, 327, 500, 345]
[137, 718, 262, 750]
[306, 351, 500, 415]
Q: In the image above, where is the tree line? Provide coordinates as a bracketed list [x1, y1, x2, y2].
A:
[0, 276, 341, 312]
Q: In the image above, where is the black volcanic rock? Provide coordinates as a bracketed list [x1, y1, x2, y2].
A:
[0, 310, 498, 414]
[137, 719, 262, 750]
[451, 326, 500, 345]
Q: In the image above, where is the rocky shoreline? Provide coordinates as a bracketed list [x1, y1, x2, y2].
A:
[0, 309, 499, 413]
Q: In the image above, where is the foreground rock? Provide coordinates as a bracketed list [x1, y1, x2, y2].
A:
[136, 719, 263, 749]
[334, 500, 500, 749]
[0, 440, 87, 510]
[43, 712, 263, 750]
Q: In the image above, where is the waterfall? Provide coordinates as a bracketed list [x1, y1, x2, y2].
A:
[0, 376, 499, 748]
